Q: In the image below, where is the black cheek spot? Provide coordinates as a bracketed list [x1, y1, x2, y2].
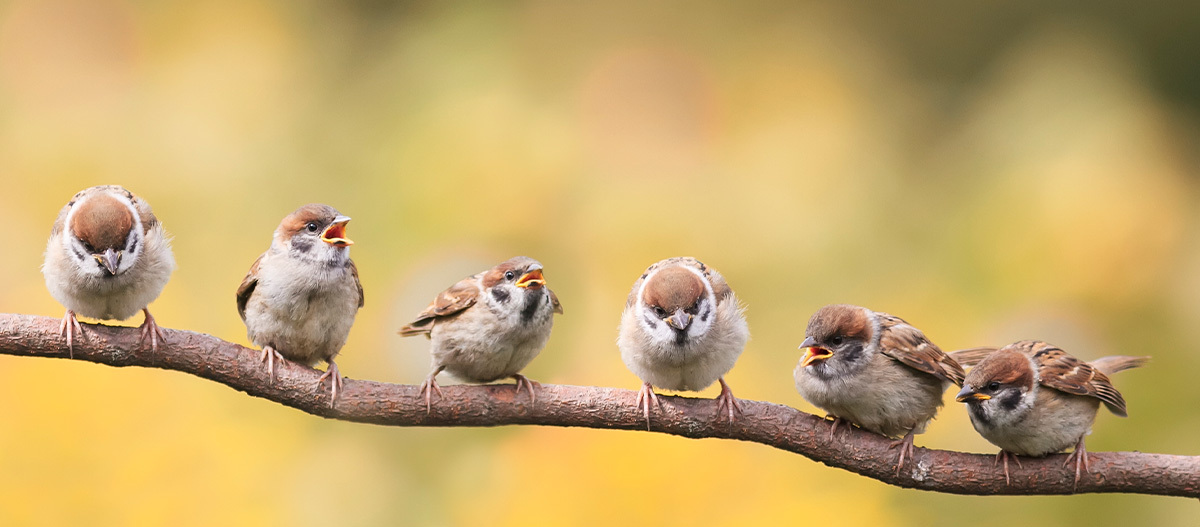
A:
[491, 287, 510, 304]
[642, 314, 658, 328]
[72, 246, 88, 262]
[291, 237, 314, 254]
[840, 342, 863, 363]
[1000, 391, 1022, 411]
[128, 238, 138, 254]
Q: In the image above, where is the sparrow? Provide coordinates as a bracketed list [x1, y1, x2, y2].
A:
[43, 185, 175, 355]
[617, 257, 749, 429]
[236, 204, 363, 405]
[955, 340, 1148, 487]
[795, 304, 965, 475]
[399, 256, 562, 412]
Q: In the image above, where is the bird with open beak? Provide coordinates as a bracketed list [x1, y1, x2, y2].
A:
[955, 340, 1147, 487]
[43, 185, 176, 354]
[399, 256, 562, 413]
[794, 304, 965, 475]
[618, 257, 749, 429]
[236, 204, 364, 406]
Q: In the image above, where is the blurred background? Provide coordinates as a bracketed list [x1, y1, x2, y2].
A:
[1, 0, 1198, 525]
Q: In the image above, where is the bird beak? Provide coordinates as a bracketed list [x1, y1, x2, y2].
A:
[321, 216, 354, 247]
[955, 386, 991, 403]
[516, 265, 546, 289]
[94, 248, 121, 275]
[798, 336, 833, 368]
[665, 308, 692, 331]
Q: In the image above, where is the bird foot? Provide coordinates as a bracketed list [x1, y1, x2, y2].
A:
[1064, 438, 1090, 492]
[994, 450, 1022, 486]
[887, 430, 918, 477]
[58, 309, 84, 358]
[825, 415, 851, 442]
[715, 377, 742, 425]
[418, 370, 444, 414]
[634, 382, 661, 431]
[316, 360, 344, 407]
[259, 345, 286, 384]
[137, 308, 166, 351]
[512, 374, 539, 405]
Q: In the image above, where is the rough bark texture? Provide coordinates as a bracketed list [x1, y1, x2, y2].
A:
[1, 313, 1197, 498]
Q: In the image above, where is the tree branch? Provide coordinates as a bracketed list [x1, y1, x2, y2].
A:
[1, 313, 1196, 498]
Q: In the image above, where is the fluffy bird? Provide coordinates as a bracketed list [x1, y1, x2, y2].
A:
[956, 340, 1147, 486]
[618, 257, 749, 428]
[399, 256, 562, 412]
[795, 304, 965, 475]
[43, 185, 175, 354]
[236, 204, 363, 405]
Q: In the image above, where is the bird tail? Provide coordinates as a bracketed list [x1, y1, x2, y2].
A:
[1090, 355, 1150, 375]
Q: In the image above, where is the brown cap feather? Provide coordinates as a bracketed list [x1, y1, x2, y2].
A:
[643, 266, 705, 311]
[70, 193, 134, 252]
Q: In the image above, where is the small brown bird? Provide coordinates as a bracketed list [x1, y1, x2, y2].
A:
[43, 185, 175, 354]
[617, 257, 749, 428]
[236, 204, 363, 405]
[795, 304, 965, 475]
[399, 256, 562, 412]
[956, 340, 1147, 486]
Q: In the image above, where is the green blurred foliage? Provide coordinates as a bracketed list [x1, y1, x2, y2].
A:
[1, 1, 1198, 525]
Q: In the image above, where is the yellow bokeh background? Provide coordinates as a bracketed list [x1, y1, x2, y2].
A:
[2, 1, 1198, 525]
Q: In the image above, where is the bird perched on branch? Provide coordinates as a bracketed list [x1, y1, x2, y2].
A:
[955, 340, 1147, 487]
[795, 304, 965, 475]
[618, 257, 749, 429]
[43, 185, 175, 355]
[236, 204, 363, 405]
[400, 256, 562, 413]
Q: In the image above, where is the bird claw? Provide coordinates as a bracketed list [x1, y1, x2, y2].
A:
[825, 415, 851, 442]
[59, 310, 84, 358]
[419, 369, 444, 415]
[994, 450, 1022, 486]
[316, 360, 343, 407]
[715, 377, 742, 425]
[137, 308, 166, 351]
[887, 430, 917, 477]
[634, 383, 661, 431]
[1064, 438, 1090, 492]
[260, 345, 286, 384]
[512, 374, 539, 405]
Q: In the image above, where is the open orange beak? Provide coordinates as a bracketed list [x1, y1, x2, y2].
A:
[321, 216, 353, 247]
[516, 266, 545, 289]
[800, 346, 833, 368]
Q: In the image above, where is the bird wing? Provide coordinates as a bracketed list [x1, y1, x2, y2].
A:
[349, 260, 365, 308]
[398, 273, 481, 337]
[877, 313, 966, 386]
[1028, 343, 1130, 417]
[549, 288, 564, 314]
[235, 252, 266, 322]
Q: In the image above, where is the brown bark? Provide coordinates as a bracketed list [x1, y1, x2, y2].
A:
[1, 313, 1196, 498]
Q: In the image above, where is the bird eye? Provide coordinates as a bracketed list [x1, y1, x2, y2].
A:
[504, 270, 516, 281]
[830, 336, 844, 346]
[652, 306, 666, 317]
[306, 222, 320, 233]
[987, 381, 1000, 391]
